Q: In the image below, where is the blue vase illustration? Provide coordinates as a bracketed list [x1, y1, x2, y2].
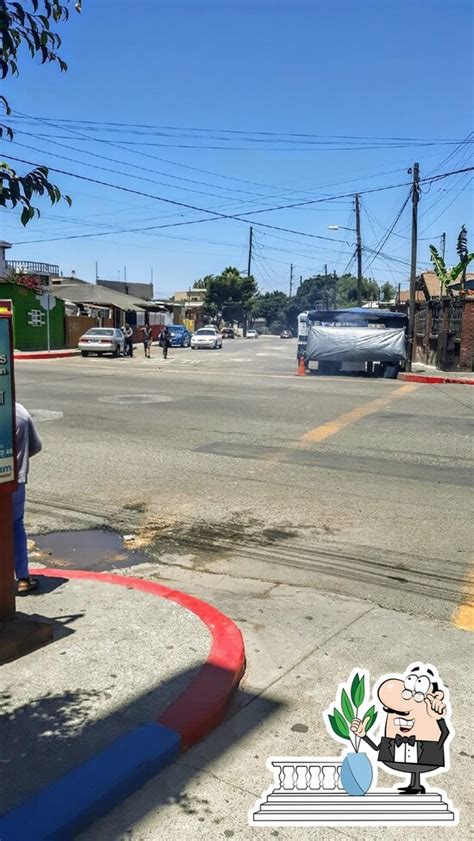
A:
[340, 752, 373, 796]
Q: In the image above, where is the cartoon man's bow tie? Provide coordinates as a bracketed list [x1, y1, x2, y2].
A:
[395, 734, 416, 747]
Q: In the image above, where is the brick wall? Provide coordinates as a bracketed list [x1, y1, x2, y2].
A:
[459, 298, 474, 370]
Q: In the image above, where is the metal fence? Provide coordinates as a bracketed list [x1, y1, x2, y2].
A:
[6, 260, 59, 276]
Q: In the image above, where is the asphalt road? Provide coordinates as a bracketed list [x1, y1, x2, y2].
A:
[16, 335, 472, 623]
[14, 335, 473, 840]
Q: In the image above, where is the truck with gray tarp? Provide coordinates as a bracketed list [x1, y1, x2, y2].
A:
[297, 307, 408, 377]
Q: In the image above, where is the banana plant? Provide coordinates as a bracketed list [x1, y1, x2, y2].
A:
[430, 226, 474, 294]
[327, 672, 377, 753]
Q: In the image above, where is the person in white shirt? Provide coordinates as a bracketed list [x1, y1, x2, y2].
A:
[14, 403, 42, 594]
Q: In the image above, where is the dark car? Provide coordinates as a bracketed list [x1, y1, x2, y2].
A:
[280, 329, 293, 339]
[221, 327, 235, 339]
[166, 324, 192, 347]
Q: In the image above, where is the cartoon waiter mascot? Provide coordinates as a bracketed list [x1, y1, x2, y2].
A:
[351, 664, 451, 794]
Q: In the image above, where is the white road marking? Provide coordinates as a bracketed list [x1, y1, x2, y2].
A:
[29, 409, 64, 422]
[98, 394, 173, 404]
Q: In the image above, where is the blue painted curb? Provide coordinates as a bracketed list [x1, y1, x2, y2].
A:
[0, 721, 180, 841]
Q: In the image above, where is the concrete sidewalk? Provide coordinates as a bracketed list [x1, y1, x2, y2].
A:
[399, 363, 474, 385]
[0, 574, 212, 819]
[78, 578, 473, 841]
[0, 566, 245, 841]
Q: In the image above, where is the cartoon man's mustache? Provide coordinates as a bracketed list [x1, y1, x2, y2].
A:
[382, 705, 410, 715]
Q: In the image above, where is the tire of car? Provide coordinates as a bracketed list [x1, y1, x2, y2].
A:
[81, 350, 89, 357]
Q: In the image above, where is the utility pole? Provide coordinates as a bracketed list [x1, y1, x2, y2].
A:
[299, 274, 302, 288]
[124, 266, 127, 282]
[324, 263, 330, 309]
[243, 226, 253, 338]
[95, 261, 99, 282]
[289, 263, 294, 298]
[440, 232, 446, 260]
[355, 193, 362, 307]
[407, 162, 420, 372]
[247, 226, 253, 277]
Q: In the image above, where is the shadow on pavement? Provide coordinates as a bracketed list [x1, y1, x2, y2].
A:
[0, 664, 282, 832]
[82, 685, 284, 840]
[22, 574, 69, 595]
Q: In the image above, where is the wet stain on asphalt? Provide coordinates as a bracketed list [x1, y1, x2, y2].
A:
[131, 514, 299, 569]
[291, 723, 309, 733]
[31, 529, 149, 571]
[31, 515, 301, 574]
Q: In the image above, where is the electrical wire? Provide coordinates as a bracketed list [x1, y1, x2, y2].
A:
[3, 150, 472, 247]
[363, 194, 411, 272]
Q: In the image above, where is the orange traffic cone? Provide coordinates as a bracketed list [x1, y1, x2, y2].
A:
[297, 356, 306, 376]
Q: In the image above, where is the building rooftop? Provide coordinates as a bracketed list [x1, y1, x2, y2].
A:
[51, 282, 147, 312]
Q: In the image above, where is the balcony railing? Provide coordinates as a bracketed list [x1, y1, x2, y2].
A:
[271, 760, 344, 792]
[6, 260, 59, 276]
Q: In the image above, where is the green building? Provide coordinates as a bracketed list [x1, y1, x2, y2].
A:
[0, 281, 65, 351]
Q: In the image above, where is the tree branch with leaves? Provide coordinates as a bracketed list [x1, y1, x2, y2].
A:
[0, 0, 81, 224]
[430, 226, 474, 294]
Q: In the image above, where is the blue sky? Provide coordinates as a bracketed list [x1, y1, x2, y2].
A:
[1, 0, 473, 297]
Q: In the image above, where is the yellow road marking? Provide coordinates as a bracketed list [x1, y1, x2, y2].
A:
[302, 383, 418, 444]
[264, 382, 419, 465]
[452, 569, 474, 632]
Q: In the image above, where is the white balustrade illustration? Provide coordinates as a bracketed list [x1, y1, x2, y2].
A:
[250, 756, 457, 825]
[274, 760, 343, 793]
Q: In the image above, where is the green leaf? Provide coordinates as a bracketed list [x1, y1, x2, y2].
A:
[350, 673, 360, 707]
[331, 707, 350, 739]
[12, 4, 26, 26]
[21, 205, 30, 226]
[354, 675, 365, 708]
[341, 688, 354, 724]
[363, 704, 377, 732]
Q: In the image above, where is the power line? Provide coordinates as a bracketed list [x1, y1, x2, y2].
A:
[3, 151, 473, 245]
[13, 111, 468, 204]
[419, 175, 474, 235]
[363, 194, 411, 272]
[9, 115, 473, 143]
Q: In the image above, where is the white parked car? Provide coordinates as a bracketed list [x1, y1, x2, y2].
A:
[78, 327, 125, 357]
[246, 329, 259, 339]
[191, 327, 223, 349]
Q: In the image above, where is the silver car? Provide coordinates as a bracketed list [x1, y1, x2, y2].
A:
[191, 327, 223, 349]
[78, 327, 125, 357]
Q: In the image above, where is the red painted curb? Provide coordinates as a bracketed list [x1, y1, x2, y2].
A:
[398, 372, 474, 386]
[30, 568, 245, 750]
[14, 351, 79, 360]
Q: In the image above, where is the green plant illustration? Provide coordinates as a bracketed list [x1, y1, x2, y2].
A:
[327, 672, 377, 753]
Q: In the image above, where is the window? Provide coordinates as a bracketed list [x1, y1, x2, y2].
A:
[28, 310, 45, 327]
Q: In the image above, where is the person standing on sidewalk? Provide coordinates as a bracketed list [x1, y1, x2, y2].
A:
[141, 323, 153, 358]
[14, 403, 42, 594]
[124, 324, 134, 357]
[159, 326, 171, 360]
